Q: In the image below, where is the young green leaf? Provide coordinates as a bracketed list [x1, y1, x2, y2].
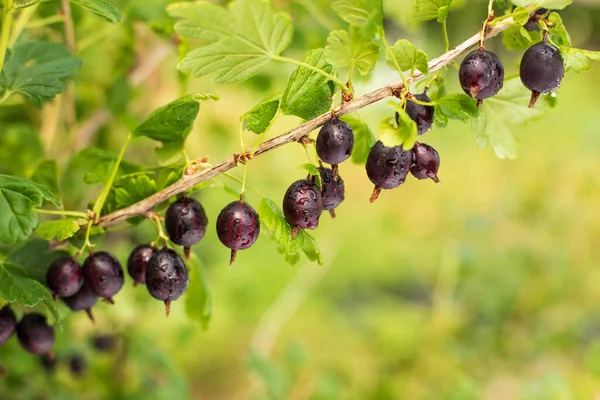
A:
[185, 253, 212, 329]
[281, 48, 336, 120]
[31, 159, 60, 199]
[501, 24, 535, 51]
[331, 0, 383, 36]
[548, 12, 571, 47]
[243, 93, 282, 134]
[470, 78, 548, 159]
[103, 173, 158, 215]
[0, 263, 58, 317]
[379, 110, 418, 150]
[0, 41, 82, 106]
[414, 0, 453, 22]
[385, 39, 429, 75]
[434, 94, 479, 128]
[340, 115, 376, 165]
[561, 47, 600, 73]
[511, 6, 531, 26]
[324, 28, 380, 76]
[70, 0, 122, 24]
[133, 94, 217, 158]
[0, 175, 62, 243]
[36, 219, 80, 241]
[258, 198, 323, 265]
[511, 0, 571, 10]
[167, 0, 293, 83]
[299, 164, 322, 188]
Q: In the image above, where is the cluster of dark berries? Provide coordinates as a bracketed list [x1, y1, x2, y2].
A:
[0, 305, 55, 356]
[283, 119, 348, 237]
[459, 10, 563, 108]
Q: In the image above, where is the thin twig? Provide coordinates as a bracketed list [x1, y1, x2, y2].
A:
[96, 16, 520, 228]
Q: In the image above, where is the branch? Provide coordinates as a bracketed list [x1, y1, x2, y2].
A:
[96, 16, 519, 228]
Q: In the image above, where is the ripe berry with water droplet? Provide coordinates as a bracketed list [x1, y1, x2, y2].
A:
[46, 257, 83, 298]
[127, 245, 155, 285]
[145, 248, 189, 316]
[410, 142, 440, 182]
[83, 251, 124, 303]
[459, 49, 504, 102]
[165, 196, 208, 258]
[316, 119, 354, 177]
[520, 38, 564, 108]
[319, 167, 344, 218]
[282, 179, 323, 237]
[397, 93, 434, 135]
[62, 279, 98, 322]
[365, 141, 412, 202]
[216, 200, 260, 265]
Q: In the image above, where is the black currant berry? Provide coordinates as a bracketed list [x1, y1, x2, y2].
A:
[319, 167, 345, 218]
[524, 8, 547, 31]
[69, 354, 87, 377]
[127, 245, 155, 285]
[365, 141, 412, 202]
[216, 200, 260, 265]
[92, 334, 116, 353]
[0, 305, 17, 345]
[410, 142, 440, 183]
[459, 48, 504, 102]
[145, 248, 189, 316]
[16, 313, 55, 355]
[46, 257, 83, 299]
[520, 39, 564, 108]
[40, 354, 57, 372]
[282, 179, 323, 237]
[396, 93, 434, 135]
[83, 251, 124, 303]
[165, 196, 208, 258]
[316, 119, 354, 177]
[62, 279, 98, 322]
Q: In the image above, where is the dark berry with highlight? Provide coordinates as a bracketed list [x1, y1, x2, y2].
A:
[520, 40, 564, 108]
[397, 93, 434, 135]
[282, 179, 323, 233]
[316, 118, 354, 165]
[0, 305, 16, 345]
[319, 167, 345, 211]
[83, 251, 124, 302]
[127, 245, 155, 285]
[46, 257, 83, 298]
[165, 196, 208, 247]
[459, 49, 504, 101]
[410, 142, 440, 182]
[62, 279, 98, 322]
[145, 248, 189, 315]
[16, 313, 55, 355]
[365, 141, 412, 202]
[216, 201, 260, 264]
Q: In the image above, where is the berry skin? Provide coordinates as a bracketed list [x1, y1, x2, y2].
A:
[127, 245, 155, 285]
[282, 179, 323, 237]
[92, 334, 116, 353]
[69, 354, 87, 377]
[46, 257, 83, 298]
[16, 313, 55, 355]
[410, 142, 440, 183]
[62, 279, 98, 322]
[397, 93, 434, 135]
[145, 248, 189, 316]
[524, 8, 547, 31]
[83, 251, 124, 303]
[165, 196, 208, 257]
[319, 167, 345, 218]
[459, 49, 504, 102]
[520, 39, 564, 108]
[366, 141, 413, 202]
[316, 119, 354, 169]
[216, 200, 260, 265]
[0, 305, 17, 345]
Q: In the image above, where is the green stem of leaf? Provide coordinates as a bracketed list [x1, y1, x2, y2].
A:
[441, 20, 450, 52]
[240, 162, 247, 199]
[0, 0, 15, 74]
[150, 214, 168, 248]
[24, 14, 64, 29]
[34, 209, 89, 219]
[9, 1, 38, 47]
[76, 220, 95, 257]
[409, 97, 435, 106]
[381, 35, 409, 93]
[92, 134, 132, 216]
[273, 55, 349, 92]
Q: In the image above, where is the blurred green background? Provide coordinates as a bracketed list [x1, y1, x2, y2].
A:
[2, 0, 600, 399]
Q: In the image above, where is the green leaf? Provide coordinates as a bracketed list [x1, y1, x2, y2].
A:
[340, 115, 376, 165]
[385, 39, 429, 74]
[414, 0, 453, 22]
[242, 92, 281, 134]
[434, 94, 479, 128]
[36, 219, 80, 241]
[103, 173, 158, 215]
[72, 147, 142, 185]
[379, 110, 417, 149]
[512, 6, 531, 26]
[548, 12, 571, 47]
[168, 0, 293, 83]
[281, 48, 335, 120]
[185, 253, 212, 329]
[133, 94, 217, 157]
[501, 24, 535, 51]
[561, 47, 600, 73]
[324, 28, 380, 76]
[69, 0, 122, 24]
[31, 159, 60, 200]
[0, 175, 61, 244]
[258, 198, 323, 265]
[7, 239, 70, 283]
[331, 0, 382, 36]
[470, 78, 548, 159]
[511, 0, 571, 10]
[0, 41, 82, 106]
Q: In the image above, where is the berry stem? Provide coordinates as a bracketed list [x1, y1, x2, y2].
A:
[369, 186, 382, 203]
[0, 0, 15, 74]
[34, 209, 89, 219]
[272, 55, 349, 92]
[240, 162, 248, 199]
[75, 220, 95, 257]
